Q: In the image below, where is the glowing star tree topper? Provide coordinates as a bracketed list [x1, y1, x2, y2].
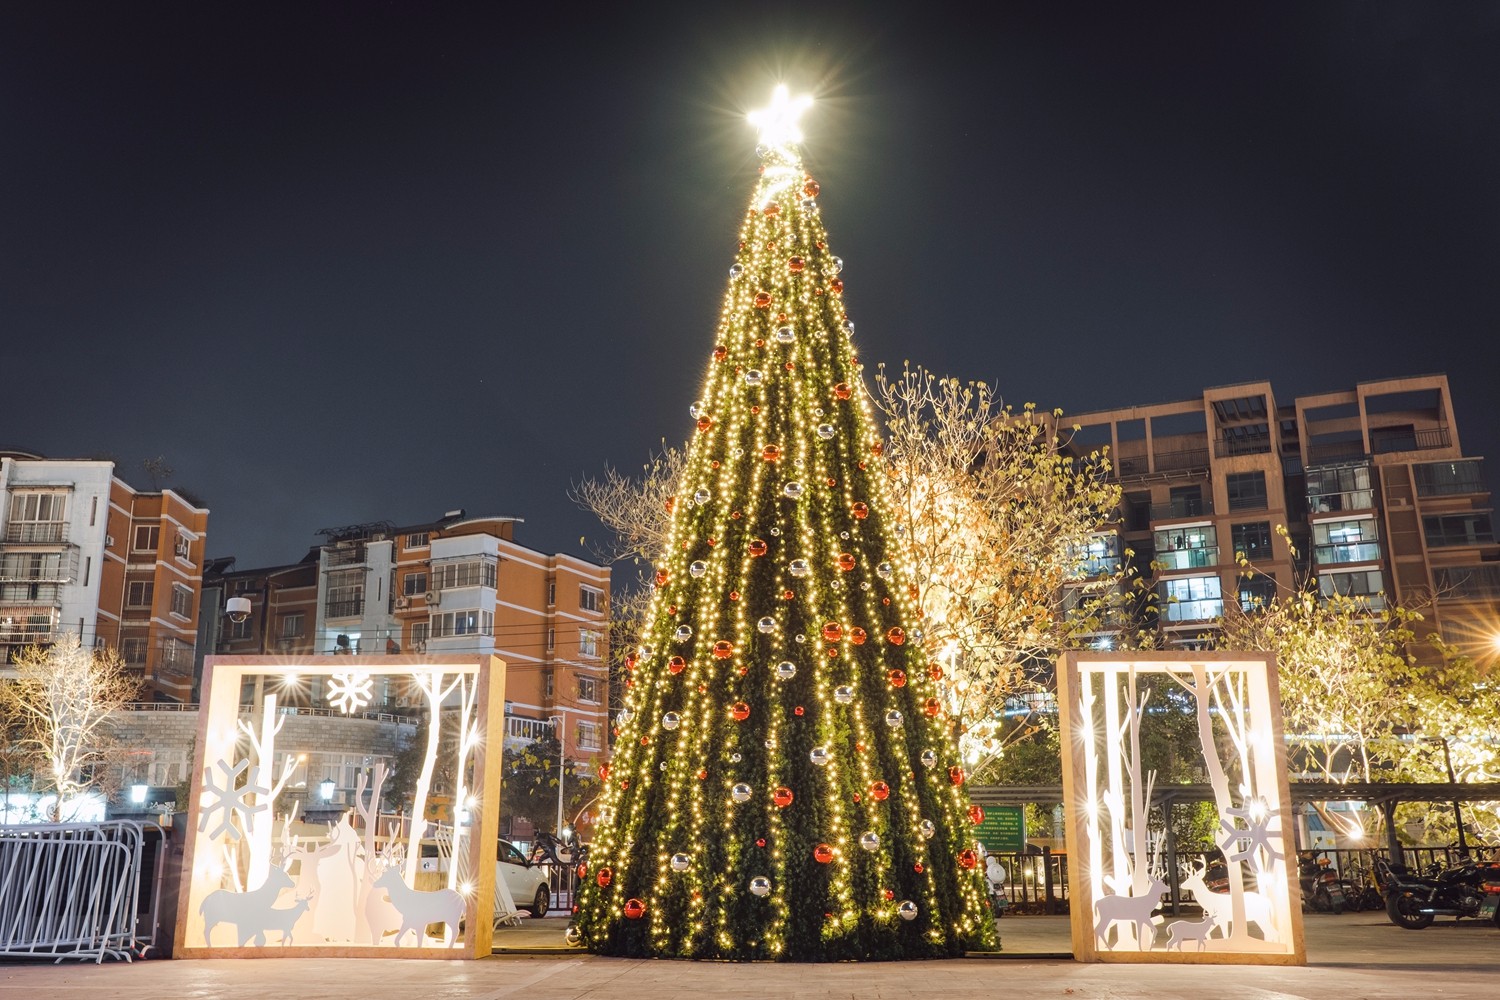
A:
[748, 84, 813, 149]
[570, 86, 997, 962]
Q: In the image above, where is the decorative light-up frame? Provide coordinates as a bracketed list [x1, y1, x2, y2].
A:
[173, 655, 505, 959]
[1058, 651, 1304, 965]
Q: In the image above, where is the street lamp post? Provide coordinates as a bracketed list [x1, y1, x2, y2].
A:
[550, 711, 567, 838]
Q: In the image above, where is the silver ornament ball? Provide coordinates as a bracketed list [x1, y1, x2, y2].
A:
[731, 783, 752, 803]
[749, 876, 772, 897]
[776, 660, 797, 680]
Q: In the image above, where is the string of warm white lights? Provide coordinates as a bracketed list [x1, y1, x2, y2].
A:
[571, 86, 995, 961]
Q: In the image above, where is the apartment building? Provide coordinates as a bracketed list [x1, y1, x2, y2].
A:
[1063, 375, 1498, 659]
[200, 511, 612, 768]
[0, 450, 209, 699]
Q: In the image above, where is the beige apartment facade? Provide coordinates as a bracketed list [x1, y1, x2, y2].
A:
[1064, 375, 1497, 660]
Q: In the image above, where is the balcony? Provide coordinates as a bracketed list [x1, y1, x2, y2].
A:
[0, 583, 63, 606]
[1214, 440, 1272, 459]
[1306, 442, 1368, 465]
[1313, 542, 1382, 566]
[1371, 426, 1451, 455]
[1157, 547, 1220, 571]
[1160, 599, 1224, 623]
[3, 522, 68, 544]
[324, 545, 366, 567]
[1151, 497, 1213, 520]
[1153, 448, 1211, 474]
[1308, 489, 1376, 515]
[324, 598, 364, 619]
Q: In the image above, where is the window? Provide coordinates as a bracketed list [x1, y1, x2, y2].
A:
[126, 580, 154, 608]
[1165, 485, 1206, 518]
[579, 628, 600, 658]
[82, 556, 91, 587]
[547, 627, 556, 652]
[89, 496, 98, 526]
[120, 636, 148, 666]
[325, 568, 364, 618]
[430, 557, 497, 590]
[402, 571, 428, 597]
[158, 637, 192, 671]
[1433, 566, 1500, 600]
[226, 615, 253, 640]
[405, 532, 429, 549]
[1231, 522, 1272, 560]
[1312, 517, 1381, 565]
[576, 722, 602, 751]
[578, 675, 600, 703]
[1307, 464, 1374, 513]
[579, 585, 601, 612]
[1154, 525, 1218, 571]
[1423, 513, 1494, 548]
[1068, 532, 1121, 578]
[1158, 575, 1223, 622]
[506, 716, 552, 742]
[1414, 460, 1485, 497]
[132, 524, 160, 552]
[544, 670, 554, 699]
[1225, 472, 1268, 512]
[174, 532, 192, 560]
[1319, 569, 1386, 609]
[170, 584, 192, 618]
[408, 621, 429, 651]
[547, 578, 557, 606]
[1238, 573, 1277, 610]
[7, 492, 67, 542]
[431, 609, 494, 638]
[279, 612, 305, 638]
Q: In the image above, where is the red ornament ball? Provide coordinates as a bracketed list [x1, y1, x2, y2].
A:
[754, 292, 772, 309]
[596, 867, 613, 888]
[696, 769, 707, 780]
[668, 656, 685, 675]
[756, 838, 766, 847]
[794, 705, 805, 716]
[763, 203, 780, 216]
[826, 645, 839, 658]
[949, 765, 966, 787]
[713, 640, 735, 659]
[888, 668, 907, 688]
[783, 589, 795, 601]
[762, 444, 782, 462]
[696, 417, 712, 433]
[887, 627, 906, 646]
[713, 345, 727, 361]
[833, 382, 853, 400]
[803, 178, 820, 197]
[577, 862, 588, 880]
[623, 898, 647, 919]
[814, 844, 834, 864]
[958, 849, 978, 870]
[968, 804, 986, 825]
[924, 697, 941, 717]
[788, 256, 806, 273]
[830, 278, 844, 295]
[599, 764, 610, 781]
[837, 552, 856, 572]
[731, 701, 751, 722]
[728, 591, 739, 601]
[655, 569, 668, 587]
[822, 622, 843, 642]
[624, 652, 637, 671]
[851, 502, 869, 519]
[913, 863, 924, 874]
[664, 496, 675, 513]
[749, 538, 768, 557]
[871, 781, 890, 801]
[850, 627, 867, 645]
[929, 664, 943, 681]
[884, 889, 895, 901]
[772, 786, 794, 808]
[871, 442, 885, 457]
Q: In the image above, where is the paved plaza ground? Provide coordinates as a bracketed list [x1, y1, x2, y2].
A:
[2, 913, 1496, 999]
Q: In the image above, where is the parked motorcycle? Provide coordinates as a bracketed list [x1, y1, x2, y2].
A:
[1298, 852, 1345, 914]
[1382, 857, 1500, 929]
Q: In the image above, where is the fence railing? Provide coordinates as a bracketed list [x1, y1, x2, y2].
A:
[0, 820, 165, 962]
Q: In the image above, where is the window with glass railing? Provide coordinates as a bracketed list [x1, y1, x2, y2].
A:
[1158, 574, 1223, 622]
[1154, 525, 1218, 570]
[1312, 516, 1381, 565]
[1306, 464, 1374, 513]
[1413, 460, 1484, 497]
[1318, 569, 1386, 609]
[430, 557, 498, 590]
[1423, 513, 1494, 548]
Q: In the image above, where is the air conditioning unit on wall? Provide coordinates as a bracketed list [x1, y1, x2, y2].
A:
[425, 592, 440, 606]
[395, 596, 409, 609]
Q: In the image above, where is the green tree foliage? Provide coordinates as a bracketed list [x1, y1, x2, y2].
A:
[502, 734, 598, 834]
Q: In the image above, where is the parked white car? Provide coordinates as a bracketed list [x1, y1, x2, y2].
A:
[417, 838, 552, 916]
[498, 840, 551, 916]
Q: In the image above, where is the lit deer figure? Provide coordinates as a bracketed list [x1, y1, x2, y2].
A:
[373, 867, 464, 947]
[1165, 913, 1216, 952]
[1093, 876, 1167, 950]
[1180, 865, 1277, 942]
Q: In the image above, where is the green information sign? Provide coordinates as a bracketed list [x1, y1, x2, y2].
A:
[973, 805, 1026, 853]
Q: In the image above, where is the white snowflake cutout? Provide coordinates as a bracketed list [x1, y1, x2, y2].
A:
[328, 671, 374, 714]
[198, 758, 269, 841]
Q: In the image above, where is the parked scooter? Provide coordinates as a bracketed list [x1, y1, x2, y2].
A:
[1381, 857, 1500, 929]
[1298, 852, 1345, 914]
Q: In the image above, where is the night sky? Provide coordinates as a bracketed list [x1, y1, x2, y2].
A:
[4, 2, 1498, 571]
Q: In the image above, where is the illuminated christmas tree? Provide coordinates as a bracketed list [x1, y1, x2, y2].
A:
[572, 86, 997, 961]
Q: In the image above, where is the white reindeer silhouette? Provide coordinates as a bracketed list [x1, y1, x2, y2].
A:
[374, 867, 464, 947]
[1180, 867, 1277, 942]
[263, 894, 314, 945]
[1165, 913, 1216, 952]
[201, 867, 295, 947]
[1093, 877, 1167, 950]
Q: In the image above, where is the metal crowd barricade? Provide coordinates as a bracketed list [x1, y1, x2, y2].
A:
[0, 819, 164, 962]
